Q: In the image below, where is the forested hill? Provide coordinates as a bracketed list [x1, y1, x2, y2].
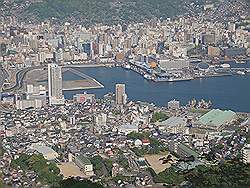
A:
[1, 0, 248, 25]
[0, 0, 205, 25]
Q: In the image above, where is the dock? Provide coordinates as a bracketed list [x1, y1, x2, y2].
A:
[62, 68, 104, 90]
[23, 67, 104, 91]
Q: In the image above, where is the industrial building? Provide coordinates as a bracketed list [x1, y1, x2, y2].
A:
[224, 47, 247, 57]
[208, 46, 221, 57]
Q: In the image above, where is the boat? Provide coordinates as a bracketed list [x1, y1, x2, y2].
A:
[237, 71, 245, 75]
[235, 60, 245, 64]
[124, 64, 131, 69]
[221, 63, 230, 68]
[144, 74, 152, 80]
[154, 77, 169, 82]
[168, 78, 174, 82]
[167, 77, 193, 82]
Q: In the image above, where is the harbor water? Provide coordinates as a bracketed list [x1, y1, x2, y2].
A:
[63, 66, 250, 112]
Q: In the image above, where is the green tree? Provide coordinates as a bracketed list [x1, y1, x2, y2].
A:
[58, 177, 103, 188]
[151, 112, 169, 123]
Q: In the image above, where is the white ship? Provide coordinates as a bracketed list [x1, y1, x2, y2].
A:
[237, 71, 245, 75]
[144, 74, 152, 80]
[221, 63, 230, 68]
[124, 64, 131, 69]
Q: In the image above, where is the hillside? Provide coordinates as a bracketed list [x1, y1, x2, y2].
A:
[24, 0, 186, 24]
[0, 0, 203, 25]
[2, 0, 248, 25]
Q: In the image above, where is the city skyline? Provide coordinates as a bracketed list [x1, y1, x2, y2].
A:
[0, 0, 249, 188]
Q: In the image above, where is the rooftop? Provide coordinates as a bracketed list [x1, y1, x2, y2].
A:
[30, 144, 58, 157]
[158, 116, 186, 127]
[178, 143, 200, 159]
[198, 109, 236, 127]
[76, 155, 92, 165]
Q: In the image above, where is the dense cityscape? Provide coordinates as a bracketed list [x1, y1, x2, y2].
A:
[0, 0, 250, 188]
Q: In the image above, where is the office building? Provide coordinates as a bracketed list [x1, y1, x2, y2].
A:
[48, 63, 65, 105]
[115, 84, 127, 105]
[26, 84, 47, 105]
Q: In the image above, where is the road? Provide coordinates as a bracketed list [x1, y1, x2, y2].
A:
[3, 66, 45, 92]
[0, 65, 9, 92]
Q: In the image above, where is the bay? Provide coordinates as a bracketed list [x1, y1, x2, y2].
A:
[63, 67, 250, 112]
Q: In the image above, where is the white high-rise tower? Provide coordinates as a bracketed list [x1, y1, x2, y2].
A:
[48, 63, 65, 105]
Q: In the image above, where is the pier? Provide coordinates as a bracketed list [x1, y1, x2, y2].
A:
[21, 66, 104, 92]
[62, 68, 104, 91]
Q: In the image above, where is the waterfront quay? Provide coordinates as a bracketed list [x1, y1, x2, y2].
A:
[25, 65, 104, 91]
[62, 68, 104, 90]
[122, 59, 249, 82]
[2, 64, 108, 93]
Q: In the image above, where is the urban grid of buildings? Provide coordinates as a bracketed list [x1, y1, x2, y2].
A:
[0, 0, 249, 187]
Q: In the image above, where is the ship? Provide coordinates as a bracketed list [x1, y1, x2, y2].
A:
[236, 71, 245, 75]
[235, 60, 245, 64]
[124, 64, 131, 70]
[167, 77, 193, 82]
[144, 74, 152, 80]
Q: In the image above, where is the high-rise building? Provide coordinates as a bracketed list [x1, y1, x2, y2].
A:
[115, 84, 127, 105]
[48, 63, 65, 105]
